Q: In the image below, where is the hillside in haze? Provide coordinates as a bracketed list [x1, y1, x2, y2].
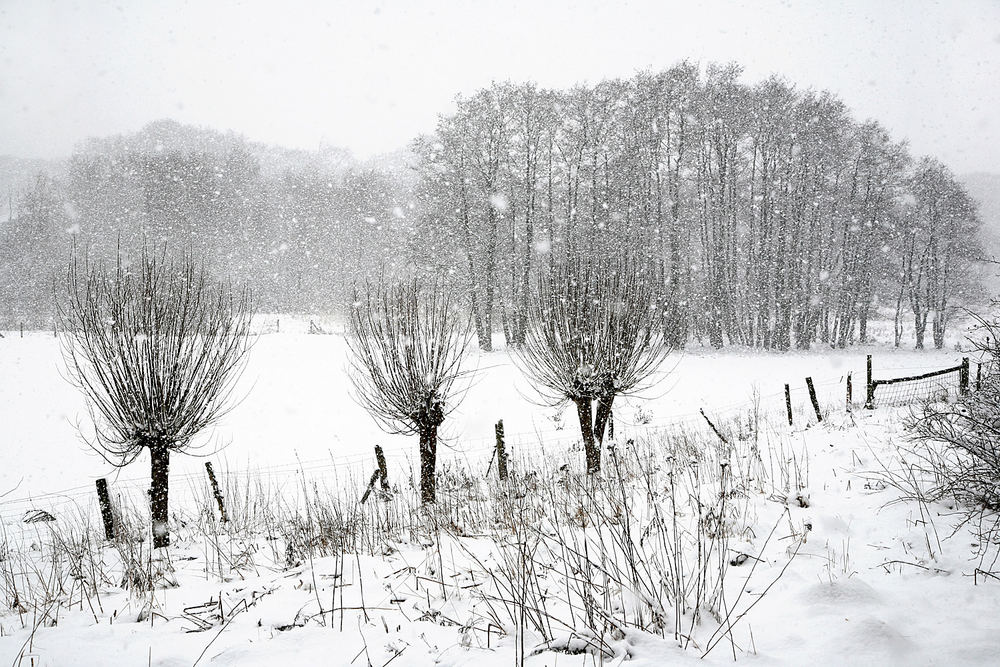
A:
[963, 172, 1000, 237]
[0, 155, 65, 222]
[962, 172, 1000, 294]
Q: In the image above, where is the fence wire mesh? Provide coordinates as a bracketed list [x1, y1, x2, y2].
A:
[871, 369, 961, 407]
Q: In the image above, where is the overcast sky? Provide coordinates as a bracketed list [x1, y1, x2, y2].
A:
[1, 0, 998, 173]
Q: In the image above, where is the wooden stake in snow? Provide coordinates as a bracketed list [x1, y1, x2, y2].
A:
[784, 384, 793, 426]
[495, 420, 508, 481]
[95, 478, 116, 540]
[375, 444, 390, 496]
[977, 362, 982, 392]
[361, 445, 390, 504]
[700, 408, 729, 444]
[361, 470, 381, 504]
[846, 373, 853, 412]
[960, 357, 970, 396]
[205, 462, 228, 523]
[865, 354, 874, 409]
[806, 377, 822, 423]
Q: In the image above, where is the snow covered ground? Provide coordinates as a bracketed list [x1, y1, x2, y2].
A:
[0, 318, 970, 504]
[1, 321, 997, 666]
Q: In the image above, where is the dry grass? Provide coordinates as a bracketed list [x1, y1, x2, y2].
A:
[0, 415, 811, 663]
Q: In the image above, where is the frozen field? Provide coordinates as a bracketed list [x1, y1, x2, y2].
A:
[1, 323, 997, 666]
[0, 321, 968, 506]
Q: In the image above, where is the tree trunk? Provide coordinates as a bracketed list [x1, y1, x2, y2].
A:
[516, 129, 536, 348]
[894, 281, 905, 348]
[914, 311, 926, 350]
[149, 443, 171, 549]
[774, 297, 792, 351]
[516, 209, 532, 347]
[932, 310, 946, 349]
[708, 269, 726, 349]
[666, 181, 686, 348]
[593, 393, 616, 446]
[574, 397, 600, 474]
[459, 200, 488, 351]
[418, 423, 439, 505]
[482, 203, 499, 353]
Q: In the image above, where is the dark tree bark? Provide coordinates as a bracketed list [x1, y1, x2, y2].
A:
[574, 398, 600, 474]
[418, 422, 439, 505]
[459, 171, 490, 351]
[149, 443, 171, 549]
[417, 402, 444, 504]
[482, 204, 498, 351]
[594, 392, 615, 445]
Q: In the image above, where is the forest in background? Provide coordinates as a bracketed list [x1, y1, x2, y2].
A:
[0, 62, 994, 350]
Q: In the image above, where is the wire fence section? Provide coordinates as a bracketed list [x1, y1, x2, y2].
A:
[0, 376, 841, 528]
[869, 357, 970, 408]
[0, 356, 975, 527]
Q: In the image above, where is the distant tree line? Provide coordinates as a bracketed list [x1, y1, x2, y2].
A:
[412, 62, 984, 350]
[0, 120, 411, 326]
[0, 63, 986, 350]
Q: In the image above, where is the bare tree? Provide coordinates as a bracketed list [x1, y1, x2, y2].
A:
[515, 255, 671, 473]
[347, 279, 472, 505]
[58, 248, 254, 548]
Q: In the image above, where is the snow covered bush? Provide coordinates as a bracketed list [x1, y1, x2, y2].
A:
[884, 306, 1000, 573]
[907, 308, 1000, 511]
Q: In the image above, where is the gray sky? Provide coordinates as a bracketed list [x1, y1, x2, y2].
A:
[1, 0, 998, 173]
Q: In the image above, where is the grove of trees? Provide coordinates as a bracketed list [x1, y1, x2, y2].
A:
[413, 62, 985, 351]
[1, 63, 986, 350]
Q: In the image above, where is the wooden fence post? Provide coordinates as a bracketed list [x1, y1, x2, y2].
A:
[784, 384, 793, 426]
[361, 445, 391, 504]
[865, 355, 875, 409]
[700, 408, 729, 444]
[19, 322, 23, 338]
[806, 377, 822, 423]
[495, 420, 508, 481]
[205, 462, 228, 523]
[95, 478, 116, 540]
[361, 471, 380, 504]
[976, 362, 982, 392]
[960, 357, 970, 396]
[846, 373, 853, 412]
[375, 444, 390, 496]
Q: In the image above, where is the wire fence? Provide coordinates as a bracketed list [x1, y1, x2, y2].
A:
[871, 371, 960, 406]
[0, 355, 974, 528]
[868, 357, 971, 408]
[0, 375, 844, 526]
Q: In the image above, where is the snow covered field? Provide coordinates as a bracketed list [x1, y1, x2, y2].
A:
[0, 320, 968, 503]
[1, 324, 997, 666]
